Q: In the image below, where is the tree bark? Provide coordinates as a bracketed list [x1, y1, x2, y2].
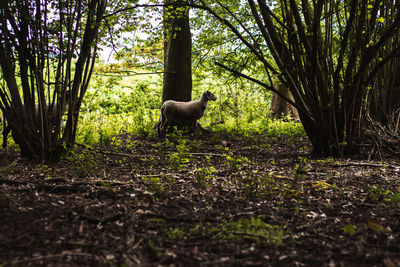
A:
[162, 0, 192, 103]
[270, 82, 299, 120]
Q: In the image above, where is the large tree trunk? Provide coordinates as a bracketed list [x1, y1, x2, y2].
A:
[162, 0, 192, 103]
[270, 82, 299, 120]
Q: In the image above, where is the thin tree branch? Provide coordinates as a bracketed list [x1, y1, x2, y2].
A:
[215, 61, 311, 118]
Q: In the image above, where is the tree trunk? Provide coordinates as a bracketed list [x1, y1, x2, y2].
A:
[162, 0, 192, 103]
[270, 82, 299, 119]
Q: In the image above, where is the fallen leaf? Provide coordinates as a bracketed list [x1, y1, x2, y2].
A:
[368, 221, 390, 232]
[343, 223, 356, 237]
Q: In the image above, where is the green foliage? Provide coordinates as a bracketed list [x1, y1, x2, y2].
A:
[223, 148, 250, 171]
[167, 227, 186, 239]
[239, 171, 279, 198]
[165, 216, 285, 245]
[210, 217, 285, 244]
[312, 181, 337, 190]
[76, 60, 304, 146]
[343, 224, 356, 237]
[316, 157, 338, 165]
[168, 151, 188, 171]
[293, 157, 310, 180]
[194, 75, 304, 137]
[165, 131, 195, 171]
[153, 137, 176, 151]
[142, 176, 171, 200]
[37, 164, 57, 180]
[367, 186, 392, 202]
[391, 193, 400, 203]
[0, 162, 17, 175]
[195, 166, 216, 186]
[77, 68, 162, 145]
[62, 150, 98, 178]
[265, 120, 305, 137]
[0, 259, 18, 267]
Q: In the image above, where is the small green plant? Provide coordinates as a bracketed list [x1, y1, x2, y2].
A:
[167, 227, 186, 239]
[195, 166, 216, 186]
[164, 131, 194, 171]
[293, 156, 310, 180]
[0, 259, 18, 267]
[316, 157, 337, 165]
[153, 137, 175, 152]
[367, 185, 392, 202]
[210, 217, 285, 245]
[168, 145, 192, 171]
[142, 176, 171, 199]
[343, 223, 356, 237]
[224, 148, 250, 171]
[37, 164, 56, 180]
[312, 181, 337, 190]
[98, 180, 112, 187]
[110, 135, 123, 148]
[240, 170, 272, 198]
[265, 119, 305, 137]
[390, 193, 400, 203]
[62, 149, 98, 178]
[0, 161, 17, 175]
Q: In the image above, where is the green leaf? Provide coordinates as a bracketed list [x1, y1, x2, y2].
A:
[391, 193, 400, 203]
[313, 181, 332, 189]
[343, 224, 356, 237]
[368, 221, 389, 232]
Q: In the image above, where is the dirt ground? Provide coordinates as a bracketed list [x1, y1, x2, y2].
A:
[0, 133, 399, 266]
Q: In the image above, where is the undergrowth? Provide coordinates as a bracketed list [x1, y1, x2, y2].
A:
[74, 67, 304, 146]
[0, 66, 305, 148]
[166, 216, 286, 245]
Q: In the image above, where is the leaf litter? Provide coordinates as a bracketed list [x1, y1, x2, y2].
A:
[0, 133, 399, 266]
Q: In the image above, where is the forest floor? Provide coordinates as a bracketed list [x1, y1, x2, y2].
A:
[0, 132, 399, 266]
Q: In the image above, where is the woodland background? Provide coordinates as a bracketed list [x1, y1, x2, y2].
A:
[0, 0, 400, 266]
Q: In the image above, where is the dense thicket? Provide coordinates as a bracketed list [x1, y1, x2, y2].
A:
[0, 0, 106, 159]
[2, 0, 400, 159]
[192, 0, 400, 156]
